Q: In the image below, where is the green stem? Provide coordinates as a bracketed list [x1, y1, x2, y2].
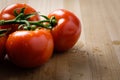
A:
[0, 19, 55, 28]
[0, 12, 57, 30]
[29, 20, 49, 26]
[0, 7, 58, 35]
[16, 20, 30, 27]
[0, 29, 8, 34]
[0, 28, 11, 36]
[0, 20, 16, 25]
[15, 13, 24, 20]
[0, 19, 49, 26]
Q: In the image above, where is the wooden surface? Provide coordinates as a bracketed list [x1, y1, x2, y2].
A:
[0, 0, 120, 80]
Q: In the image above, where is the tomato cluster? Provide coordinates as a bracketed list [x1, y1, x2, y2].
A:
[0, 3, 81, 68]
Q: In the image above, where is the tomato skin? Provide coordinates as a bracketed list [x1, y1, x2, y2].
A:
[0, 36, 7, 60]
[0, 3, 40, 34]
[48, 9, 81, 52]
[0, 3, 39, 21]
[6, 29, 54, 68]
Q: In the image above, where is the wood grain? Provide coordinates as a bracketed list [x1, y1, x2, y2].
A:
[0, 0, 120, 80]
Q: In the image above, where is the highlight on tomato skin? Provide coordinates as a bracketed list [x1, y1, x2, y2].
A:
[48, 9, 81, 52]
[6, 29, 54, 68]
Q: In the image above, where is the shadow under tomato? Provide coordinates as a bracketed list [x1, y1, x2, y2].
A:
[0, 58, 41, 80]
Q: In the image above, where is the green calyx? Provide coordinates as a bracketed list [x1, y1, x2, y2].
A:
[0, 8, 57, 35]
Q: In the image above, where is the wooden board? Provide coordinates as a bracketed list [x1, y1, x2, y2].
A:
[0, 0, 120, 80]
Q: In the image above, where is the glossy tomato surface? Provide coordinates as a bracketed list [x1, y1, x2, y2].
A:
[48, 9, 81, 52]
[0, 36, 7, 60]
[0, 3, 39, 21]
[0, 3, 40, 34]
[6, 29, 54, 68]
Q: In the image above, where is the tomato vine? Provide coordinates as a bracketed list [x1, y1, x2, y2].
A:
[0, 8, 57, 34]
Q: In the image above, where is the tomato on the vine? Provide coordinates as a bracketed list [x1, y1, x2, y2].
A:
[0, 3, 40, 34]
[0, 3, 39, 21]
[48, 9, 81, 52]
[0, 3, 81, 68]
[6, 29, 54, 68]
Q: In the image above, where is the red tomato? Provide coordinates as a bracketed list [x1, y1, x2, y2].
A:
[6, 29, 54, 68]
[0, 3, 39, 20]
[48, 9, 81, 52]
[0, 3, 40, 34]
[0, 36, 7, 60]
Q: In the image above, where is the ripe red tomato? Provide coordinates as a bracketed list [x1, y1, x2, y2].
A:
[6, 29, 54, 68]
[0, 36, 7, 60]
[48, 9, 81, 52]
[0, 3, 39, 21]
[0, 3, 40, 34]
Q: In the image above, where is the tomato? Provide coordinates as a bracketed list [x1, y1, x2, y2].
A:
[0, 3, 40, 34]
[48, 9, 81, 52]
[0, 36, 7, 60]
[6, 29, 54, 68]
[0, 3, 39, 21]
